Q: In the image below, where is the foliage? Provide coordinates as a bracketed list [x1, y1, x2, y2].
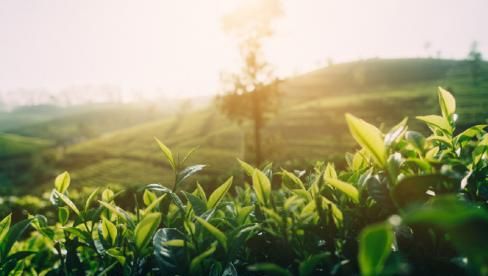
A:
[1, 88, 488, 275]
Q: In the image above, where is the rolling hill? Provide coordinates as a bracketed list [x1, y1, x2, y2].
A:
[2, 58, 488, 194]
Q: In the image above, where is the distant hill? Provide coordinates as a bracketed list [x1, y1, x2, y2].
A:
[2, 58, 488, 193]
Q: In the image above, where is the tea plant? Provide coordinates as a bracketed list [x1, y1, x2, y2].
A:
[1, 87, 487, 275]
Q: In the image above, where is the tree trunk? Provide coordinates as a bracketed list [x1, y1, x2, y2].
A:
[252, 91, 263, 166]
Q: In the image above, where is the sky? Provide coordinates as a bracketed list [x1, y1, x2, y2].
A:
[0, 0, 487, 98]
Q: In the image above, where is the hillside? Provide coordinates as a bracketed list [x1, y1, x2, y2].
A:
[3, 58, 488, 193]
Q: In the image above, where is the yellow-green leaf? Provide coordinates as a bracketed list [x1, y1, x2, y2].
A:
[438, 87, 456, 118]
[416, 115, 452, 133]
[237, 158, 255, 177]
[324, 177, 359, 203]
[54, 190, 80, 216]
[143, 190, 157, 206]
[54, 171, 70, 193]
[345, 114, 386, 167]
[101, 216, 118, 245]
[281, 170, 305, 190]
[207, 176, 233, 209]
[195, 216, 227, 252]
[154, 137, 176, 171]
[101, 188, 115, 202]
[0, 213, 11, 243]
[58, 207, 70, 225]
[85, 188, 99, 212]
[134, 213, 161, 251]
[144, 194, 166, 214]
[324, 163, 337, 179]
[252, 169, 271, 205]
[190, 243, 217, 274]
[162, 239, 186, 247]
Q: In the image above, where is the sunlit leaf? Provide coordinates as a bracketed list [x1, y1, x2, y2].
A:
[281, 170, 305, 190]
[324, 177, 359, 203]
[252, 169, 271, 205]
[237, 158, 255, 177]
[345, 113, 386, 167]
[438, 87, 456, 119]
[143, 189, 157, 206]
[101, 216, 118, 245]
[53, 190, 80, 216]
[154, 137, 176, 171]
[54, 171, 70, 193]
[195, 216, 227, 252]
[416, 115, 452, 133]
[0, 214, 11, 243]
[134, 213, 161, 251]
[84, 188, 99, 212]
[207, 176, 233, 209]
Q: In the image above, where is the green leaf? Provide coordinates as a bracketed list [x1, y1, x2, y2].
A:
[345, 113, 386, 167]
[404, 196, 488, 270]
[384, 117, 408, 147]
[134, 213, 161, 251]
[248, 263, 292, 276]
[106, 248, 126, 265]
[0, 214, 11, 243]
[84, 188, 99, 212]
[58, 207, 70, 225]
[0, 217, 34, 259]
[98, 201, 132, 225]
[324, 177, 359, 203]
[54, 171, 70, 193]
[405, 131, 425, 152]
[101, 188, 115, 202]
[154, 137, 176, 171]
[153, 228, 187, 275]
[392, 175, 451, 208]
[299, 252, 330, 276]
[190, 243, 217, 274]
[358, 222, 394, 276]
[143, 189, 157, 206]
[101, 216, 118, 245]
[144, 194, 166, 214]
[195, 216, 227, 252]
[281, 170, 305, 190]
[438, 87, 456, 119]
[416, 115, 452, 133]
[53, 190, 80, 216]
[237, 158, 255, 177]
[207, 176, 233, 209]
[184, 192, 207, 215]
[252, 169, 271, 205]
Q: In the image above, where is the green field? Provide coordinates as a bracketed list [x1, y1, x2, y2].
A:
[1, 58, 487, 193]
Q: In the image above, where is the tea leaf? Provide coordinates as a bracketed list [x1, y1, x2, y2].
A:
[207, 176, 233, 209]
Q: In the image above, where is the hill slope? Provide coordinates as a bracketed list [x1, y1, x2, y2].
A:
[4, 58, 488, 192]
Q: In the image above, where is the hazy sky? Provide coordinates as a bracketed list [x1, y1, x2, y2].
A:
[0, 0, 487, 96]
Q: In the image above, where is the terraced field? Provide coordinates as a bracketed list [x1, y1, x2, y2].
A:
[2, 58, 488, 193]
[54, 59, 488, 191]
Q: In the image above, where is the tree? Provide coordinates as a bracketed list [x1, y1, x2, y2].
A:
[467, 41, 483, 86]
[218, 0, 282, 166]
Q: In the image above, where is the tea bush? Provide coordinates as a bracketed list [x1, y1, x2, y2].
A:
[1, 88, 487, 275]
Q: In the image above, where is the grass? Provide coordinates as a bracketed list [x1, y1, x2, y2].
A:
[0, 134, 52, 158]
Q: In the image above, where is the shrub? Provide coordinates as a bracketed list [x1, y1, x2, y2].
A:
[1, 87, 487, 275]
